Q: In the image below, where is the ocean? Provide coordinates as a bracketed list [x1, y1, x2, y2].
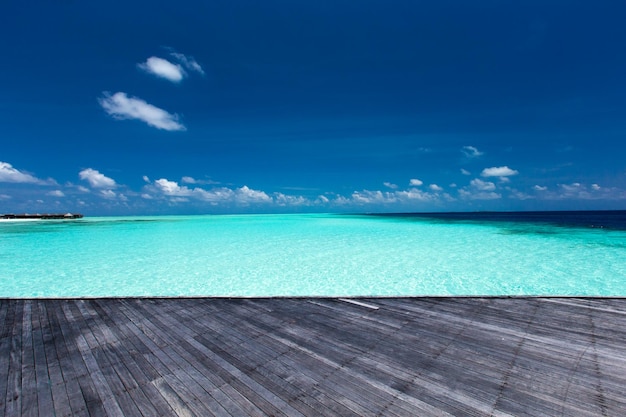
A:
[1, 211, 625, 297]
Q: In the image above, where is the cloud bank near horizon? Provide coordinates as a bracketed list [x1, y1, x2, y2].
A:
[2, 160, 625, 214]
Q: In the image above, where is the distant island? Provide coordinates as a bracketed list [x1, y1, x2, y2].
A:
[1, 213, 83, 220]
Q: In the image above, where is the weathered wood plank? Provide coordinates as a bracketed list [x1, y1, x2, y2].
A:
[0, 300, 15, 417]
[3, 297, 626, 416]
[138, 301, 301, 417]
[58, 302, 122, 417]
[31, 301, 54, 417]
[5, 301, 23, 417]
[20, 301, 39, 417]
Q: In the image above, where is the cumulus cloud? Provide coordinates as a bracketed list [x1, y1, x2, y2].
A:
[235, 186, 272, 203]
[142, 175, 150, 183]
[100, 190, 117, 199]
[346, 185, 446, 206]
[429, 184, 443, 191]
[409, 179, 423, 186]
[458, 189, 501, 200]
[481, 166, 519, 177]
[509, 190, 534, 200]
[396, 188, 437, 201]
[462, 146, 483, 158]
[274, 193, 309, 206]
[181, 176, 219, 185]
[79, 168, 117, 189]
[155, 178, 191, 196]
[46, 190, 65, 197]
[470, 178, 496, 191]
[138, 57, 185, 82]
[384, 182, 398, 189]
[351, 190, 394, 204]
[560, 183, 581, 192]
[151, 178, 273, 205]
[547, 182, 616, 201]
[525, 182, 626, 202]
[99, 92, 185, 131]
[0, 161, 53, 185]
[460, 169, 471, 176]
[458, 178, 501, 200]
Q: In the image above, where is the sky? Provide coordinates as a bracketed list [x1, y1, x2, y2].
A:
[1, 1, 625, 215]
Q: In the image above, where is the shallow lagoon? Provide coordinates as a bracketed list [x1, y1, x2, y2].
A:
[1, 212, 625, 297]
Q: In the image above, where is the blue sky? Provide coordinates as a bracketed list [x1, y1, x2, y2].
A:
[1, 1, 625, 215]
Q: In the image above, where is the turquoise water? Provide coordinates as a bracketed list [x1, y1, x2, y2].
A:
[1, 213, 625, 297]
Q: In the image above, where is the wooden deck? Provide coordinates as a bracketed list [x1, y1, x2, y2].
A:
[1, 298, 625, 416]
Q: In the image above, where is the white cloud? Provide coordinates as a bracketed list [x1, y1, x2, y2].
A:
[198, 187, 236, 202]
[347, 186, 445, 205]
[462, 146, 483, 158]
[470, 178, 496, 191]
[429, 184, 443, 191]
[330, 195, 351, 205]
[541, 182, 626, 201]
[533, 185, 548, 191]
[459, 189, 501, 200]
[384, 182, 398, 189]
[151, 179, 273, 205]
[460, 169, 471, 176]
[351, 190, 394, 204]
[235, 186, 272, 203]
[510, 190, 534, 200]
[0, 194, 11, 200]
[100, 190, 117, 199]
[560, 182, 581, 192]
[79, 168, 117, 189]
[0, 161, 52, 185]
[274, 193, 309, 206]
[155, 178, 191, 196]
[481, 166, 519, 177]
[142, 175, 150, 183]
[396, 188, 436, 201]
[181, 176, 219, 185]
[170, 52, 205, 75]
[409, 179, 423, 186]
[99, 92, 185, 131]
[138, 57, 185, 82]
[46, 190, 65, 197]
